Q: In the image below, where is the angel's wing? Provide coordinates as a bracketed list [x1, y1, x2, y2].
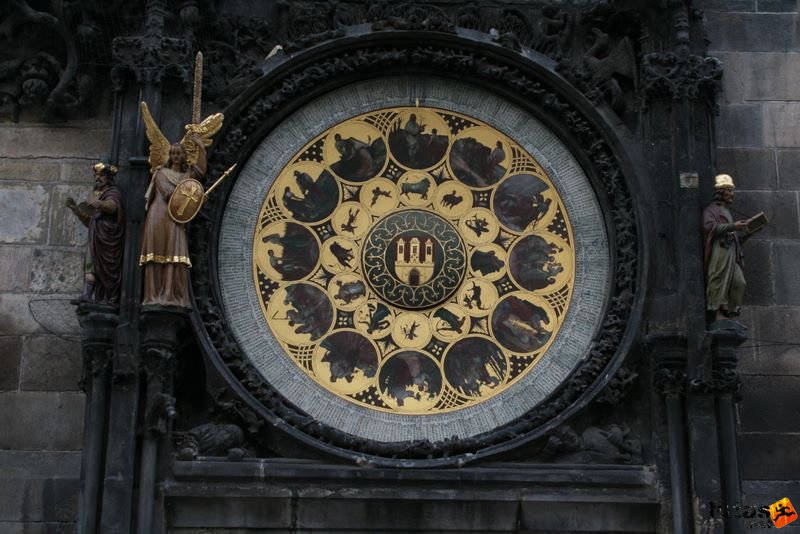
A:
[140, 101, 170, 174]
[181, 112, 224, 167]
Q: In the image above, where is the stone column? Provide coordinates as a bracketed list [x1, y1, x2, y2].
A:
[649, 332, 690, 534]
[75, 305, 118, 534]
[136, 309, 186, 534]
[710, 321, 747, 534]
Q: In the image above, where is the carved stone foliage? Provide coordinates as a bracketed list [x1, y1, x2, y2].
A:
[188, 37, 640, 466]
[595, 366, 639, 406]
[0, 0, 137, 121]
[640, 52, 723, 110]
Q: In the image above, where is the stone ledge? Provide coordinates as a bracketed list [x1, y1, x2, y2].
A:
[165, 462, 659, 532]
[172, 459, 657, 489]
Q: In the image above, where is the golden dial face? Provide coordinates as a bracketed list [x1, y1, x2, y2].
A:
[253, 106, 576, 415]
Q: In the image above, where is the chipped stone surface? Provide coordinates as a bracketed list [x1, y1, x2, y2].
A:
[20, 335, 82, 391]
[0, 391, 84, 450]
[0, 123, 110, 159]
[0, 294, 44, 335]
[29, 249, 84, 294]
[0, 185, 50, 244]
[49, 185, 90, 247]
[0, 247, 32, 292]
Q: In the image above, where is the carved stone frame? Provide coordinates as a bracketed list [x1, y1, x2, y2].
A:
[188, 29, 646, 467]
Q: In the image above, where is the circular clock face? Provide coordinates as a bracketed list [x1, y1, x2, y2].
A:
[249, 105, 575, 415]
[219, 78, 609, 442]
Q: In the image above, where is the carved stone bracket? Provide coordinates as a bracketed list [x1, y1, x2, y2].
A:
[686, 321, 746, 399]
[76, 304, 120, 389]
[647, 333, 688, 397]
[140, 310, 187, 435]
[708, 320, 746, 399]
[188, 33, 641, 466]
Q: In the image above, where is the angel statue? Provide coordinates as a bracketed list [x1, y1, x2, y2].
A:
[139, 102, 223, 308]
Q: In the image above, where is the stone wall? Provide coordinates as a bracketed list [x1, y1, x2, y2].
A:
[0, 120, 111, 533]
[701, 0, 800, 508]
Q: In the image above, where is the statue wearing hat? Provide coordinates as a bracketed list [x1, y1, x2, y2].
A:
[66, 162, 126, 305]
[702, 174, 767, 322]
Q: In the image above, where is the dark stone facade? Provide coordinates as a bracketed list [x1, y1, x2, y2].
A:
[0, 0, 798, 532]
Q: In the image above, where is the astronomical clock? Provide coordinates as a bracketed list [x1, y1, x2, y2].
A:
[211, 77, 618, 451]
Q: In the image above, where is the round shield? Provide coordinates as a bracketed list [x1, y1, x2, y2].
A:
[168, 178, 206, 224]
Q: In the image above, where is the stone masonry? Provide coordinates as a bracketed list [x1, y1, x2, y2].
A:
[0, 120, 110, 533]
[701, 0, 800, 507]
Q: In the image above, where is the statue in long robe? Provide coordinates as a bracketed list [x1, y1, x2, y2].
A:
[139, 141, 205, 308]
[66, 162, 125, 305]
[138, 101, 223, 309]
[702, 174, 764, 321]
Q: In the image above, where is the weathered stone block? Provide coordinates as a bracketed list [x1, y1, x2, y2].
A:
[739, 376, 800, 433]
[765, 102, 800, 147]
[777, 149, 800, 190]
[741, 239, 775, 305]
[0, 123, 111, 159]
[21, 336, 82, 391]
[718, 52, 800, 102]
[734, 190, 800, 240]
[0, 159, 61, 182]
[716, 104, 764, 147]
[0, 294, 44, 335]
[0, 477, 79, 522]
[0, 337, 22, 391]
[0, 451, 81, 479]
[49, 185, 90, 247]
[757, 0, 799, 12]
[741, 305, 800, 375]
[0, 391, 84, 450]
[740, 433, 800, 479]
[60, 160, 99, 183]
[0, 521, 76, 533]
[0, 247, 32, 291]
[715, 147, 777, 190]
[735, 306, 760, 373]
[697, 0, 755, 11]
[0, 185, 50, 244]
[29, 249, 83, 294]
[707, 13, 800, 52]
[775, 241, 800, 304]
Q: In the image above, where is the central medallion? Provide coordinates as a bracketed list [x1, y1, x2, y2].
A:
[363, 209, 466, 310]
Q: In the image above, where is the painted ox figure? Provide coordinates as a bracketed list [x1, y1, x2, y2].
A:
[401, 177, 431, 200]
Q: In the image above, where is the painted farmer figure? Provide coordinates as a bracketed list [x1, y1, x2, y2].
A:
[702, 174, 763, 321]
[66, 163, 125, 305]
[139, 137, 206, 308]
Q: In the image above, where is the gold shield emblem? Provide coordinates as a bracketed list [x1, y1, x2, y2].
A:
[168, 178, 205, 224]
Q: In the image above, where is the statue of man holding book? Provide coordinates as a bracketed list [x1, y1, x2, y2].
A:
[702, 174, 767, 322]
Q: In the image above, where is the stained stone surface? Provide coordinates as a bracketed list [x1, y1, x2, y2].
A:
[0, 185, 50, 244]
[219, 76, 610, 442]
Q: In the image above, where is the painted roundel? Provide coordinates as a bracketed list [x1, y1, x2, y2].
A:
[249, 106, 577, 415]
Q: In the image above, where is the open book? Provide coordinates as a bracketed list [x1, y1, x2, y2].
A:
[746, 212, 768, 234]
